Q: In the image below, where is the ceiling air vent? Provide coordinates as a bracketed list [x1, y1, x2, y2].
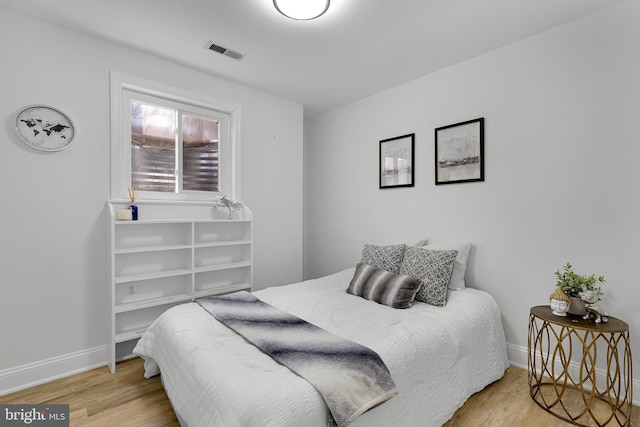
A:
[206, 41, 244, 61]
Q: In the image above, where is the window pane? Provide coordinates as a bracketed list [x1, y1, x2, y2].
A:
[131, 101, 176, 193]
[182, 114, 219, 192]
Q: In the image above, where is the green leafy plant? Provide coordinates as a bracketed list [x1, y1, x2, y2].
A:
[555, 262, 605, 299]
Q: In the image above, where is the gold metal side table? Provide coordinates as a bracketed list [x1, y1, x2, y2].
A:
[528, 305, 632, 426]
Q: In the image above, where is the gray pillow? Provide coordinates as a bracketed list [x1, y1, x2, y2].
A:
[361, 243, 406, 274]
[347, 263, 422, 309]
[399, 247, 458, 307]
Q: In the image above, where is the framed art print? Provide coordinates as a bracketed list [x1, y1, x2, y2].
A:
[435, 118, 484, 185]
[380, 133, 414, 189]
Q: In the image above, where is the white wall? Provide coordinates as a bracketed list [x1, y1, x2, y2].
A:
[0, 9, 303, 389]
[305, 0, 640, 385]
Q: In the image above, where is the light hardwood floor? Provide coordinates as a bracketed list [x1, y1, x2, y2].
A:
[2, 358, 637, 426]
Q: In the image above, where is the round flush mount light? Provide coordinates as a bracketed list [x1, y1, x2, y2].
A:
[273, 0, 330, 20]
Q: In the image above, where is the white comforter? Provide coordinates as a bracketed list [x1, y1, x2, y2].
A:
[134, 268, 509, 427]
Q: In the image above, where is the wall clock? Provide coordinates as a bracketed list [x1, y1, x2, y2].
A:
[14, 105, 76, 151]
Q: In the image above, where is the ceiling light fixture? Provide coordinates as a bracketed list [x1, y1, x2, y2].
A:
[273, 0, 330, 20]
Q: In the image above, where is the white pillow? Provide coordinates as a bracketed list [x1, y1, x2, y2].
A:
[420, 242, 472, 290]
[412, 238, 429, 247]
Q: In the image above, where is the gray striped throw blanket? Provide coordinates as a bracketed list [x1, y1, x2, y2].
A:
[196, 291, 397, 427]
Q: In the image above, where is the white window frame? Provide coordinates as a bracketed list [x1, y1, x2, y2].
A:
[110, 71, 242, 202]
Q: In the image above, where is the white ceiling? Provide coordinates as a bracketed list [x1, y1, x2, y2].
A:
[0, 0, 628, 117]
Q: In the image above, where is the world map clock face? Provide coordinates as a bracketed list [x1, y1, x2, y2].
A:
[14, 105, 75, 151]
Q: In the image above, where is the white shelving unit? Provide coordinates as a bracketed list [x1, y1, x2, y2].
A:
[107, 202, 253, 372]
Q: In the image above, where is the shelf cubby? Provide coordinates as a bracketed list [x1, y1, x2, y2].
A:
[107, 202, 252, 372]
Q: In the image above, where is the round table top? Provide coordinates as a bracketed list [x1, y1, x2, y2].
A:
[530, 305, 628, 333]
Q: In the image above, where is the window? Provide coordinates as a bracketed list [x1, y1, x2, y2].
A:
[127, 94, 225, 195]
[110, 72, 241, 202]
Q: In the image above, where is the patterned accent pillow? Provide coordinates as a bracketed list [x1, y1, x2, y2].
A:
[399, 247, 458, 307]
[420, 242, 473, 290]
[347, 263, 422, 309]
[361, 244, 406, 274]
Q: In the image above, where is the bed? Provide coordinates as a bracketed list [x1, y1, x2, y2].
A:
[133, 245, 510, 427]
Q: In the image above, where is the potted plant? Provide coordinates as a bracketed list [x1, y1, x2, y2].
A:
[213, 195, 243, 220]
[554, 262, 605, 315]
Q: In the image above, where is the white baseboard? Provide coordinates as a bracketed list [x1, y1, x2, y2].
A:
[507, 342, 639, 407]
[0, 346, 108, 396]
[506, 342, 529, 370]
